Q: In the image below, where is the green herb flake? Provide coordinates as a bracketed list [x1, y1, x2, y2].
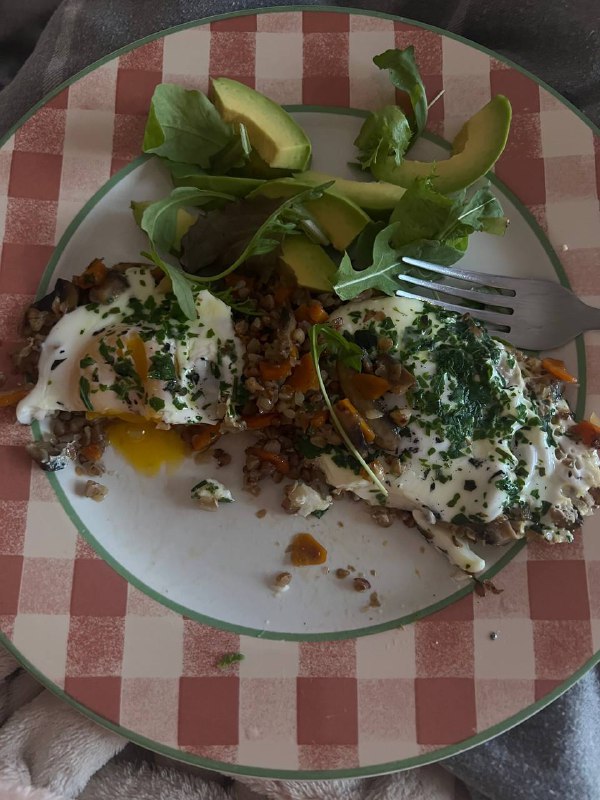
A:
[216, 652, 245, 670]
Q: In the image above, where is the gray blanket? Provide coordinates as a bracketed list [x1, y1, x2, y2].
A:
[0, 2, 598, 799]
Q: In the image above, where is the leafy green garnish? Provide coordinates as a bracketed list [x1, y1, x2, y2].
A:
[210, 122, 252, 174]
[309, 324, 387, 496]
[182, 182, 334, 283]
[209, 286, 262, 316]
[142, 84, 234, 167]
[216, 652, 245, 669]
[372, 47, 428, 138]
[354, 106, 412, 169]
[141, 247, 197, 322]
[148, 352, 177, 382]
[149, 396, 166, 412]
[333, 179, 506, 301]
[79, 376, 93, 411]
[133, 186, 235, 254]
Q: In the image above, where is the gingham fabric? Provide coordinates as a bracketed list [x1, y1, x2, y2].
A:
[0, 9, 599, 776]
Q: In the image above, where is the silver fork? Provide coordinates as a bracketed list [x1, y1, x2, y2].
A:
[396, 256, 600, 350]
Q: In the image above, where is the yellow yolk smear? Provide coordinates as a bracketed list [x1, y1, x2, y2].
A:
[107, 419, 186, 477]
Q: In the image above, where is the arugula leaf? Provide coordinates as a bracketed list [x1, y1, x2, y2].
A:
[141, 247, 197, 321]
[333, 179, 505, 301]
[133, 186, 235, 254]
[209, 286, 262, 316]
[143, 84, 234, 167]
[389, 178, 456, 247]
[182, 183, 334, 283]
[312, 325, 363, 370]
[373, 47, 428, 138]
[438, 185, 508, 239]
[210, 123, 252, 174]
[310, 324, 387, 495]
[354, 106, 412, 169]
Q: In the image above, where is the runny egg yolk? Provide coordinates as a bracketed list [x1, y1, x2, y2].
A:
[107, 419, 186, 476]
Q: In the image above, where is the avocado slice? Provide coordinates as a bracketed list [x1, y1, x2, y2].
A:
[371, 95, 512, 194]
[211, 78, 311, 171]
[231, 150, 296, 180]
[251, 179, 370, 251]
[280, 235, 336, 292]
[171, 170, 264, 197]
[296, 170, 406, 214]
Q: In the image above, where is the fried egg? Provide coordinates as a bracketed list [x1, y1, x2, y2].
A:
[17, 268, 242, 428]
[320, 296, 600, 572]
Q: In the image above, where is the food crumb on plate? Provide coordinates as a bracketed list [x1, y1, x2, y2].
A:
[83, 480, 108, 502]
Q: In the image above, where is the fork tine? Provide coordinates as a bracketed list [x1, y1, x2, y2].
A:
[401, 257, 516, 293]
[394, 288, 512, 327]
[398, 273, 516, 309]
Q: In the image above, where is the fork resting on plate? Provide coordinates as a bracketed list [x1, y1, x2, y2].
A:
[397, 257, 600, 350]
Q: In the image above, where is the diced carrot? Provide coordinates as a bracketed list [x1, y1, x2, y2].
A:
[286, 353, 319, 392]
[247, 446, 290, 474]
[73, 258, 108, 288]
[309, 409, 329, 429]
[243, 412, 280, 430]
[190, 424, 221, 452]
[0, 386, 30, 407]
[570, 420, 600, 447]
[79, 443, 103, 462]
[335, 398, 376, 444]
[350, 372, 391, 400]
[274, 284, 293, 305]
[259, 360, 292, 382]
[541, 358, 577, 384]
[295, 300, 329, 324]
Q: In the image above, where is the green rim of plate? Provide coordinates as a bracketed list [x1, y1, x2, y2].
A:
[1, 3, 598, 779]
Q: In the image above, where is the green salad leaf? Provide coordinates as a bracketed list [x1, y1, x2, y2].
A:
[373, 47, 428, 138]
[143, 84, 234, 167]
[210, 122, 252, 174]
[181, 182, 334, 283]
[133, 186, 235, 254]
[309, 324, 388, 496]
[141, 247, 197, 322]
[333, 178, 506, 301]
[354, 106, 412, 169]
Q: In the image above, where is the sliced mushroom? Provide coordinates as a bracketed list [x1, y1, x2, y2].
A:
[32, 278, 79, 314]
[89, 270, 129, 304]
[337, 360, 404, 454]
[480, 515, 521, 545]
[377, 354, 416, 394]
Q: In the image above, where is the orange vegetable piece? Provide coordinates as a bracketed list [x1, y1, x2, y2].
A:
[274, 284, 293, 305]
[79, 443, 103, 462]
[541, 358, 577, 384]
[286, 353, 319, 392]
[243, 412, 280, 430]
[287, 533, 327, 566]
[570, 420, 600, 447]
[350, 372, 391, 400]
[247, 446, 290, 474]
[309, 409, 329, 429]
[295, 300, 329, 324]
[335, 398, 376, 444]
[73, 258, 108, 288]
[190, 424, 221, 452]
[259, 360, 292, 382]
[0, 386, 31, 407]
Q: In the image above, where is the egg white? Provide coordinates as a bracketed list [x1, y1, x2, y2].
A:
[17, 268, 242, 427]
